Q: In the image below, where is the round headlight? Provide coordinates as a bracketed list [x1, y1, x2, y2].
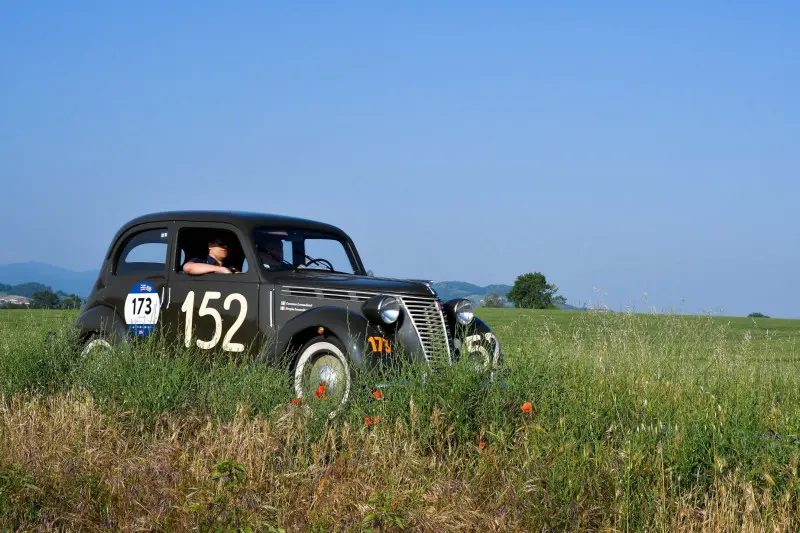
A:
[454, 299, 474, 325]
[362, 294, 402, 325]
[377, 295, 400, 324]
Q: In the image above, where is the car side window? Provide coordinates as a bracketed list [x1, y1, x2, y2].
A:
[174, 227, 249, 274]
[115, 228, 169, 276]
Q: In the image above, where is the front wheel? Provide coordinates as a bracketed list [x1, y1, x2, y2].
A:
[293, 336, 352, 419]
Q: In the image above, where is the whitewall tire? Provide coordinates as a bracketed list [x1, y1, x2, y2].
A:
[293, 338, 351, 419]
[81, 337, 113, 358]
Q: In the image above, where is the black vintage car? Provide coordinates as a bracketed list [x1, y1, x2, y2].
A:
[76, 211, 502, 410]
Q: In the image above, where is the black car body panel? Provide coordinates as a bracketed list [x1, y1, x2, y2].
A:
[76, 211, 502, 374]
[75, 304, 129, 344]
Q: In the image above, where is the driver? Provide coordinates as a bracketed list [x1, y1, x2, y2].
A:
[183, 236, 239, 275]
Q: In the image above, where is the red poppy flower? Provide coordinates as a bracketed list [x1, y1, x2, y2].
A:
[365, 416, 379, 427]
[521, 401, 533, 414]
[315, 381, 328, 400]
[372, 390, 384, 400]
[479, 440, 487, 449]
[290, 398, 302, 406]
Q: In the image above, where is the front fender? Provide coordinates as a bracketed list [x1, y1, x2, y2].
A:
[271, 306, 389, 372]
[74, 305, 129, 345]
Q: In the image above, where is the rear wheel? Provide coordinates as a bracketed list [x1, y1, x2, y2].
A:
[79, 332, 118, 368]
[81, 333, 113, 357]
[293, 336, 352, 419]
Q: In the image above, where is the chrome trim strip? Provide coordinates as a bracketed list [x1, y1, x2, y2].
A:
[280, 286, 379, 301]
[280, 285, 440, 301]
[437, 303, 453, 364]
[269, 289, 274, 327]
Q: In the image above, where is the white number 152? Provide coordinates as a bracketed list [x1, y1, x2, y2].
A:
[181, 290, 248, 352]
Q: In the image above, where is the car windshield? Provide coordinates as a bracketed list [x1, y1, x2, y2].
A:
[253, 228, 360, 274]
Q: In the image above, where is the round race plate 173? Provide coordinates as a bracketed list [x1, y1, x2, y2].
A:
[124, 281, 160, 336]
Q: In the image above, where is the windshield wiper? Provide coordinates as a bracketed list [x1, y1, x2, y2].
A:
[260, 248, 294, 269]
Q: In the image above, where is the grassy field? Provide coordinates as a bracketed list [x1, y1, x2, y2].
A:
[1, 308, 799, 531]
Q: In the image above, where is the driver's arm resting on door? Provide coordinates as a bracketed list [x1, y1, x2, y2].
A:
[183, 257, 233, 275]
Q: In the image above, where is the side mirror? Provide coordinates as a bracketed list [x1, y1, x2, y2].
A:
[367, 269, 374, 277]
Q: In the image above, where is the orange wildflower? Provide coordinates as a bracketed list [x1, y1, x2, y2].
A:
[521, 401, 533, 414]
[365, 416, 379, 427]
[372, 390, 384, 400]
[315, 381, 328, 400]
[290, 398, 302, 406]
[479, 440, 487, 450]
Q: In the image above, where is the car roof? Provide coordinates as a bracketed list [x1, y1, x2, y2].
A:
[106, 210, 352, 258]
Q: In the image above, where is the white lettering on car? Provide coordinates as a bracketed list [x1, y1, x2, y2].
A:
[463, 332, 500, 367]
[181, 290, 248, 351]
[222, 293, 247, 352]
[181, 290, 195, 347]
[197, 291, 223, 349]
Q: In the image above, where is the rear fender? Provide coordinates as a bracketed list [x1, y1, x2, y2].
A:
[75, 305, 129, 345]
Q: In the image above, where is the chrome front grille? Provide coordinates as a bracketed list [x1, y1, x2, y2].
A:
[400, 295, 452, 366]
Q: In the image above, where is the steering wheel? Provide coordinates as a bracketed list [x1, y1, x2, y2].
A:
[304, 257, 335, 271]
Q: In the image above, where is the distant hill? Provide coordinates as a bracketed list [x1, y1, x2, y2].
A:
[0, 262, 98, 297]
[431, 281, 514, 307]
[431, 280, 584, 310]
[0, 282, 55, 298]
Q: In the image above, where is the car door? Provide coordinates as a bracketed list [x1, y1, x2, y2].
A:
[103, 222, 174, 339]
[162, 222, 261, 354]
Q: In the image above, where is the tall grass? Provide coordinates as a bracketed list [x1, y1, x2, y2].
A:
[0, 309, 799, 531]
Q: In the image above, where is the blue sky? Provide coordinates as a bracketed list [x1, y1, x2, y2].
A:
[1, 1, 798, 317]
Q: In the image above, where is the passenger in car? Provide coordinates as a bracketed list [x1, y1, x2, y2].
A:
[183, 237, 238, 275]
[257, 239, 285, 269]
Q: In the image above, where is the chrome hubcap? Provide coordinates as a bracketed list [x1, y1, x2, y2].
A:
[306, 353, 347, 403]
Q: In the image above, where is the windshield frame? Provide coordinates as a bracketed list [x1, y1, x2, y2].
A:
[252, 226, 365, 275]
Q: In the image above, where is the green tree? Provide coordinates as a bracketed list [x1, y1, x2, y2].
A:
[31, 290, 61, 309]
[483, 292, 505, 308]
[506, 272, 562, 309]
[60, 294, 83, 309]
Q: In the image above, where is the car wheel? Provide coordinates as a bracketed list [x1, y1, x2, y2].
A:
[80, 333, 115, 362]
[293, 336, 352, 419]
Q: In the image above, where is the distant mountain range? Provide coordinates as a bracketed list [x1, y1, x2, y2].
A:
[430, 280, 583, 310]
[0, 262, 582, 310]
[430, 281, 515, 307]
[0, 262, 99, 297]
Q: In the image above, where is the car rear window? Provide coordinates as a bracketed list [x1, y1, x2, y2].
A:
[115, 228, 169, 276]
